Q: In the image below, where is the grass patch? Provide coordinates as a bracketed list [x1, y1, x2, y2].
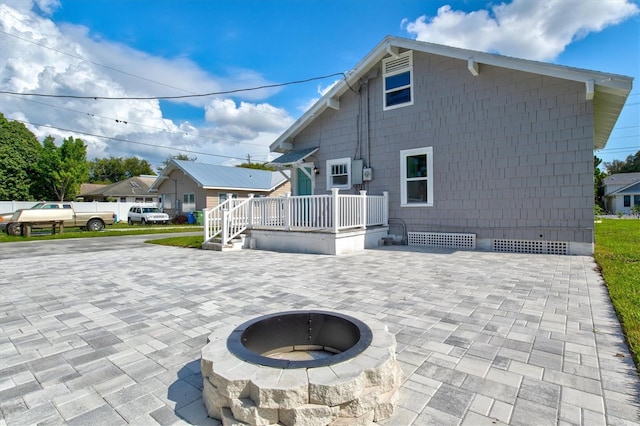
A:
[0, 225, 201, 242]
[594, 219, 640, 369]
[146, 235, 203, 248]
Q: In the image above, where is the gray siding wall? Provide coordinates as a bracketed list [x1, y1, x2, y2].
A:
[292, 50, 595, 244]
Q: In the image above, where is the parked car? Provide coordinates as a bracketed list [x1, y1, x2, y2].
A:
[127, 206, 169, 225]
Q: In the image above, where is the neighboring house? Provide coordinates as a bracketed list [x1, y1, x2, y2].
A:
[269, 36, 633, 255]
[604, 172, 640, 214]
[149, 160, 291, 217]
[78, 175, 158, 203]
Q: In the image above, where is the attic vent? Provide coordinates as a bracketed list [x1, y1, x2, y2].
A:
[492, 239, 569, 255]
[408, 232, 476, 249]
[130, 181, 141, 189]
[384, 52, 412, 74]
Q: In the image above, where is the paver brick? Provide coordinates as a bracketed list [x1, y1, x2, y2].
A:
[0, 238, 638, 425]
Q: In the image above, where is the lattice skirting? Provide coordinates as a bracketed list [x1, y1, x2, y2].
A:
[407, 232, 476, 249]
[492, 239, 569, 255]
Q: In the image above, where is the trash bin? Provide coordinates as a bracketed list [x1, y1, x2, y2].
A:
[194, 211, 203, 226]
[187, 212, 195, 224]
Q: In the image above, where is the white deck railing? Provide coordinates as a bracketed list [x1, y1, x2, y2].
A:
[204, 189, 388, 245]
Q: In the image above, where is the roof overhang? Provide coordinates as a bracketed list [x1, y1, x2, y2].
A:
[267, 147, 319, 168]
[269, 35, 633, 153]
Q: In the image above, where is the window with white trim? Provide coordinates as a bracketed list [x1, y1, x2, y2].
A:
[326, 157, 351, 189]
[183, 193, 195, 213]
[400, 147, 433, 206]
[383, 51, 413, 110]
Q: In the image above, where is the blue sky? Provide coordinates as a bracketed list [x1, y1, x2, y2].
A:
[1, 0, 638, 170]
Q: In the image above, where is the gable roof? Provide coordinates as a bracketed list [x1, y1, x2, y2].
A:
[80, 176, 157, 197]
[150, 160, 290, 192]
[604, 172, 640, 186]
[604, 172, 640, 195]
[270, 35, 633, 153]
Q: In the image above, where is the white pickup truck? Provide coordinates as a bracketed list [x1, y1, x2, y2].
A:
[0, 202, 115, 236]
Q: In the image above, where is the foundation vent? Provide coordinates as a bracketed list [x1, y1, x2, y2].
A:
[492, 239, 569, 255]
[408, 232, 476, 249]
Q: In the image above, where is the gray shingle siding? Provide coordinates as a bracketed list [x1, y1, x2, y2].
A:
[292, 50, 595, 247]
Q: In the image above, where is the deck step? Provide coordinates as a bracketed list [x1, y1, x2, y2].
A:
[201, 234, 247, 251]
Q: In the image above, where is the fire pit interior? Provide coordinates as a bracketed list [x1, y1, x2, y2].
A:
[201, 309, 402, 425]
[227, 311, 373, 368]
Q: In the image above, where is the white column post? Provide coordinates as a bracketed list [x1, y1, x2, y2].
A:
[222, 210, 229, 244]
[203, 208, 210, 241]
[247, 194, 254, 229]
[332, 188, 340, 233]
[284, 192, 291, 231]
[383, 191, 389, 226]
[359, 190, 367, 230]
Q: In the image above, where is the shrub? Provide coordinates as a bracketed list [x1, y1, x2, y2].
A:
[172, 215, 188, 224]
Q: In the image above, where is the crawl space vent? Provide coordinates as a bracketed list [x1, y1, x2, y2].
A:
[492, 239, 569, 255]
[408, 232, 476, 249]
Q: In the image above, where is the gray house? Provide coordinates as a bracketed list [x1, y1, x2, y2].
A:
[604, 172, 640, 215]
[269, 36, 633, 255]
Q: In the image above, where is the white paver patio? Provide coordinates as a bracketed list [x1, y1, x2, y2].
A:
[0, 238, 638, 425]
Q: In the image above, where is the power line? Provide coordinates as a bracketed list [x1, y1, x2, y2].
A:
[0, 26, 326, 119]
[3, 94, 277, 148]
[0, 72, 347, 100]
[11, 118, 250, 162]
[0, 28, 198, 95]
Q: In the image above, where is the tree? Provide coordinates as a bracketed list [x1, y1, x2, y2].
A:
[594, 155, 606, 212]
[158, 153, 197, 172]
[88, 156, 154, 184]
[0, 113, 42, 200]
[604, 150, 640, 174]
[36, 136, 88, 201]
[235, 162, 275, 171]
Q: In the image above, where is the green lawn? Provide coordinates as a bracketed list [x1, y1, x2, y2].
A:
[0, 223, 202, 242]
[594, 219, 640, 369]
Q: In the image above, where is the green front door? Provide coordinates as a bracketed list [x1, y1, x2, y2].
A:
[297, 167, 312, 196]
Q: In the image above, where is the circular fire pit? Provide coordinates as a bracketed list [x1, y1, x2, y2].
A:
[201, 310, 402, 425]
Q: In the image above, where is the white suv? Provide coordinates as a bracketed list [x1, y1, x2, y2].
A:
[127, 206, 169, 225]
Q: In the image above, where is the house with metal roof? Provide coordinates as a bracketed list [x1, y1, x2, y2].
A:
[263, 35, 633, 255]
[149, 160, 290, 217]
[604, 172, 640, 215]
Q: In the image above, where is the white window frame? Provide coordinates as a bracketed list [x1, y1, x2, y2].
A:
[326, 157, 351, 190]
[400, 147, 433, 207]
[183, 193, 195, 213]
[383, 51, 414, 111]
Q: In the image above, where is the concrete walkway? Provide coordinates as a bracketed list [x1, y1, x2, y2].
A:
[0, 237, 638, 425]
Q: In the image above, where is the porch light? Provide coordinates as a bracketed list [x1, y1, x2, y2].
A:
[313, 166, 320, 175]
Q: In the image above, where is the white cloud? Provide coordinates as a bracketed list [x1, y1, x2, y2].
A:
[403, 0, 639, 61]
[297, 78, 341, 113]
[205, 99, 293, 133]
[0, 2, 291, 169]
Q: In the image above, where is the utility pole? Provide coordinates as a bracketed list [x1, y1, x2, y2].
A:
[246, 154, 251, 164]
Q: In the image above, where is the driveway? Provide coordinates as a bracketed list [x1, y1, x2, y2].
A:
[0, 238, 638, 425]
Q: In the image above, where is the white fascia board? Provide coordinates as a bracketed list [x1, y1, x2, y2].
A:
[269, 35, 633, 153]
[269, 38, 393, 152]
[391, 36, 632, 93]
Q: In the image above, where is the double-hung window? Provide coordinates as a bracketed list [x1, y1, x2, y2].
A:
[400, 147, 433, 207]
[383, 51, 413, 110]
[183, 193, 195, 212]
[326, 158, 351, 190]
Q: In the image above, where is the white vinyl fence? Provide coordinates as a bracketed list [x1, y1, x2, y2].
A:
[0, 201, 159, 223]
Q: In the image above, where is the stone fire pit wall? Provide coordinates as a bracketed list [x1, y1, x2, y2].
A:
[200, 310, 402, 426]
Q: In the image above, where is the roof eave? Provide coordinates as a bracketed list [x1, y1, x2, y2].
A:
[270, 35, 633, 153]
